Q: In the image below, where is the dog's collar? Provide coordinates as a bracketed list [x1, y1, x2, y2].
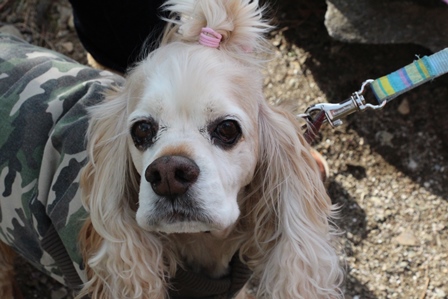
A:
[168, 252, 252, 299]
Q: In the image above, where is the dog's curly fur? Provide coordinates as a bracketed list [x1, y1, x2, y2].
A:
[0, 1, 343, 298]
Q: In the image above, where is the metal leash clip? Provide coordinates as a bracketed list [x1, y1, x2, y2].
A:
[302, 79, 387, 128]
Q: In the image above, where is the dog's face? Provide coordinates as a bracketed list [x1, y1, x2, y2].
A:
[127, 44, 260, 234]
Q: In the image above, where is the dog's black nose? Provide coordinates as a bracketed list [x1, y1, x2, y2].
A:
[145, 156, 200, 197]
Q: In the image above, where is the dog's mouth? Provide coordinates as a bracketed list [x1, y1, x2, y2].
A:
[146, 217, 218, 234]
[162, 207, 209, 224]
[140, 196, 219, 233]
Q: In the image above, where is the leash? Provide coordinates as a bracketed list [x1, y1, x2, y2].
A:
[301, 48, 448, 144]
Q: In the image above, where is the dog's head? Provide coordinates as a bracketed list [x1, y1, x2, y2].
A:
[128, 44, 262, 235]
[80, 1, 342, 298]
[85, 0, 271, 236]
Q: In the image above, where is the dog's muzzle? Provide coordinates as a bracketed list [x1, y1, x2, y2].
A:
[143, 155, 212, 231]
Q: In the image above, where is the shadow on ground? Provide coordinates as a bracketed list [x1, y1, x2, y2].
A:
[272, 0, 448, 199]
[328, 180, 377, 299]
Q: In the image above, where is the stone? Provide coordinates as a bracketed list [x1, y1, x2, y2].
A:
[61, 42, 74, 53]
[397, 99, 410, 115]
[0, 25, 24, 40]
[325, 0, 448, 52]
[395, 230, 419, 246]
[375, 131, 394, 147]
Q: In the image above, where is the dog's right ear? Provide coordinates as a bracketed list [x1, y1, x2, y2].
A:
[77, 68, 167, 299]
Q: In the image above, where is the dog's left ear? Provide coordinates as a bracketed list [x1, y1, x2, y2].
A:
[241, 103, 343, 298]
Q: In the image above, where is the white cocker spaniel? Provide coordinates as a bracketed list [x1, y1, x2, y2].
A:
[0, 0, 343, 298]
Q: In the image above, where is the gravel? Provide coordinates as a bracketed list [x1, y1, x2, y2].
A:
[1, 0, 447, 298]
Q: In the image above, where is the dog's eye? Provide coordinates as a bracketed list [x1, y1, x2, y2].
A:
[131, 119, 158, 149]
[212, 120, 241, 148]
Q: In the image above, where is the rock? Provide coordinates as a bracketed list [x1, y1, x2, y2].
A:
[434, 288, 446, 298]
[395, 230, 419, 246]
[375, 131, 394, 147]
[397, 99, 410, 115]
[325, 0, 448, 52]
[68, 15, 75, 31]
[407, 158, 418, 171]
[0, 25, 24, 39]
[61, 42, 74, 53]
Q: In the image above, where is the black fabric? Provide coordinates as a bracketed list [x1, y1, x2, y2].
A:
[68, 0, 167, 73]
[41, 225, 84, 289]
[168, 253, 253, 299]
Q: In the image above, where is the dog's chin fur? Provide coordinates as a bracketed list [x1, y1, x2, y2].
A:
[144, 221, 222, 234]
[75, 1, 344, 298]
[144, 218, 237, 238]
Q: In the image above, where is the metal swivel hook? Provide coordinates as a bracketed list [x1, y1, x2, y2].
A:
[302, 79, 387, 128]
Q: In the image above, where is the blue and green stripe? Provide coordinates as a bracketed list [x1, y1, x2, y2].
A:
[371, 48, 448, 103]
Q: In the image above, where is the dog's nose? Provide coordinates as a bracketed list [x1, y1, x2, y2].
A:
[145, 156, 200, 197]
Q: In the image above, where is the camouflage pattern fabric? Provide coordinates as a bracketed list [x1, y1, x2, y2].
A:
[0, 33, 125, 288]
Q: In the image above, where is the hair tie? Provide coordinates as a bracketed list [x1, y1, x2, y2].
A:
[199, 27, 222, 48]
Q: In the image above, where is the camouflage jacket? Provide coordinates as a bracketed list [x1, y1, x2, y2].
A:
[0, 33, 125, 288]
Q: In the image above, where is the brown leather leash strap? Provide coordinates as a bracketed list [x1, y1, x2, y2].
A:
[303, 110, 326, 144]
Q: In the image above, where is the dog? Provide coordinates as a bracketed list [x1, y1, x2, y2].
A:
[0, 0, 343, 298]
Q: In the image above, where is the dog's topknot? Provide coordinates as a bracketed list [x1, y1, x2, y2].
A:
[162, 0, 271, 56]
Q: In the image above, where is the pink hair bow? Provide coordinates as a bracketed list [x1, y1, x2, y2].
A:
[199, 27, 222, 48]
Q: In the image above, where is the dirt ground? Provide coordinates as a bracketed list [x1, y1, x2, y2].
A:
[1, 0, 447, 298]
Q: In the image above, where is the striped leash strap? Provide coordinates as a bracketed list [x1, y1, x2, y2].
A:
[371, 48, 448, 103]
[301, 48, 448, 143]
